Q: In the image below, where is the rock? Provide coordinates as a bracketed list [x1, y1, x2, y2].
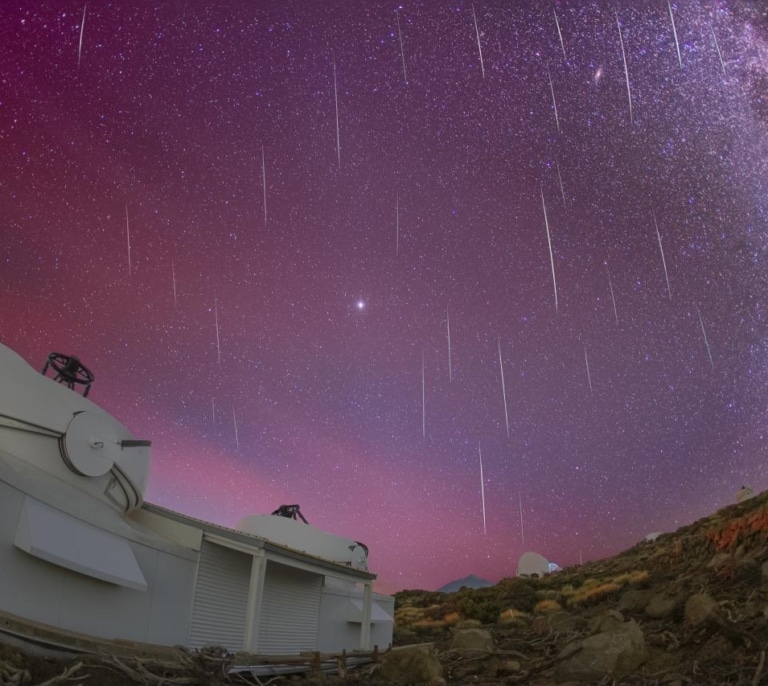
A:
[549, 611, 584, 632]
[532, 611, 582, 635]
[762, 560, 768, 582]
[618, 589, 652, 612]
[531, 616, 550, 635]
[497, 660, 521, 675]
[707, 553, 732, 570]
[645, 593, 681, 619]
[589, 609, 625, 634]
[685, 594, 719, 627]
[735, 556, 760, 579]
[428, 678, 446, 686]
[379, 645, 443, 684]
[450, 627, 494, 654]
[554, 619, 648, 683]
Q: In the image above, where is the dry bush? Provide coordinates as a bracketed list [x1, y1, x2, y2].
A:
[394, 605, 426, 627]
[612, 570, 649, 586]
[411, 618, 446, 630]
[567, 581, 621, 606]
[538, 589, 562, 600]
[421, 604, 446, 620]
[533, 599, 562, 614]
[443, 611, 460, 625]
[497, 608, 530, 627]
[560, 568, 649, 607]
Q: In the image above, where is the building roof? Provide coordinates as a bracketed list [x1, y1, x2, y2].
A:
[141, 502, 377, 582]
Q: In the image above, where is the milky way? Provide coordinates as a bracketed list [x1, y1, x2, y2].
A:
[1, 2, 768, 592]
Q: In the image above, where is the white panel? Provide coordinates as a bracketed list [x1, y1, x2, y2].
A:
[14, 497, 147, 591]
[257, 561, 322, 654]
[347, 599, 393, 623]
[188, 540, 251, 651]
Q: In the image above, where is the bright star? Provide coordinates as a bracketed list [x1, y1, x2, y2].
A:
[356, 300, 365, 310]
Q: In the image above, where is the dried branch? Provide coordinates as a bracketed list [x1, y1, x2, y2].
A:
[35, 661, 86, 686]
[752, 650, 765, 686]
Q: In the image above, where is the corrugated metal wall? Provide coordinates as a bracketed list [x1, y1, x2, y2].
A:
[188, 540, 251, 650]
[257, 561, 322, 654]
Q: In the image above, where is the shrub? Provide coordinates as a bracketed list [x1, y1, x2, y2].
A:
[497, 608, 529, 627]
[443, 611, 460, 626]
[533, 599, 562, 614]
[495, 578, 538, 613]
[567, 582, 621, 606]
[612, 570, 650, 587]
[460, 596, 502, 625]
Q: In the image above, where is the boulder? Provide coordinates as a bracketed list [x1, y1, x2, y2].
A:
[554, 619, 648, 683]
[735, 556, 760, 579]
[618, 589, 652, 612]
[589, 609, 625, 634]
[532, 611, 582, 635]
[707, 553, 732, 570]
[379, 645, 443, 684]
[645, 593, 682, 619]
[450, 627, 494, 654]
[685, 594, 719, 627]
[762, 560, 768, 582]
[496, 660, 521, 675]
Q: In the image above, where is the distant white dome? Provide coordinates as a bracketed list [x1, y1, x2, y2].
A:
[517, 551, 549, 577]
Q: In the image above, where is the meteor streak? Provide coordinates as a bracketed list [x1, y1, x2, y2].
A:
[396, 9, 408, 84]
[584, 343, 593, 393]
[607, 265, 618, 325]
[616, 13, 633, 124]
[478, 442, 487, 535]
[498, 337, 510, 438]
[261, 145, 267, 224]
[547, 65, 561, 134]
[711, 25, 726, 75]
[421, 350, 426, 440]
[333, 62, 340, 168]
[554, 8, 566, 62]
[697, 306, 715, 370]
[171, 260, 177, 307]
[125, 205, 131, 277]
[652, 210, 671, 298]
[447, 307, 453, 382]
[78, 4, 87, 69]
[668, 1, 682, 69]
[540, 186, 559, 312]
[214, 299, 222, 363]
[472, 5, 485, 79]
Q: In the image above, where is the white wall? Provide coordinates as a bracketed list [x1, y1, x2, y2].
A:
[0, 481, 196, 646]
[317, 579, 394, 652]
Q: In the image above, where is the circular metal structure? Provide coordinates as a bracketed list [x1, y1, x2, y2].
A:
[60, 411, 124, 477]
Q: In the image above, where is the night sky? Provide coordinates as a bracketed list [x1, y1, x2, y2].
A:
[2, 1, 768, 593]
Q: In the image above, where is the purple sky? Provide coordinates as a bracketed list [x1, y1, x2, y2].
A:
[1, 1, 767, 592]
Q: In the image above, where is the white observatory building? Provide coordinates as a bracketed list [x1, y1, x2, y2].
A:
[0, 342, 393, 655]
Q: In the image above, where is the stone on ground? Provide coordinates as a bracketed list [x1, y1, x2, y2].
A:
[450, 627, 494, 654]
[379, 645, 443, 684]
[554, 618, 648, 683]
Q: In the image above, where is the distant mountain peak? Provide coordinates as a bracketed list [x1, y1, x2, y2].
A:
[436, 574, 493, 593]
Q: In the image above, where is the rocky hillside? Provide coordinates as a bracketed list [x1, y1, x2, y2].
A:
[388, 489, 768, 684]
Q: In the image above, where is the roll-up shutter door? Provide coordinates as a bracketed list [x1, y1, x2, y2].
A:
[188, 540, 251, 650]
[257, 561, 322, 654]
